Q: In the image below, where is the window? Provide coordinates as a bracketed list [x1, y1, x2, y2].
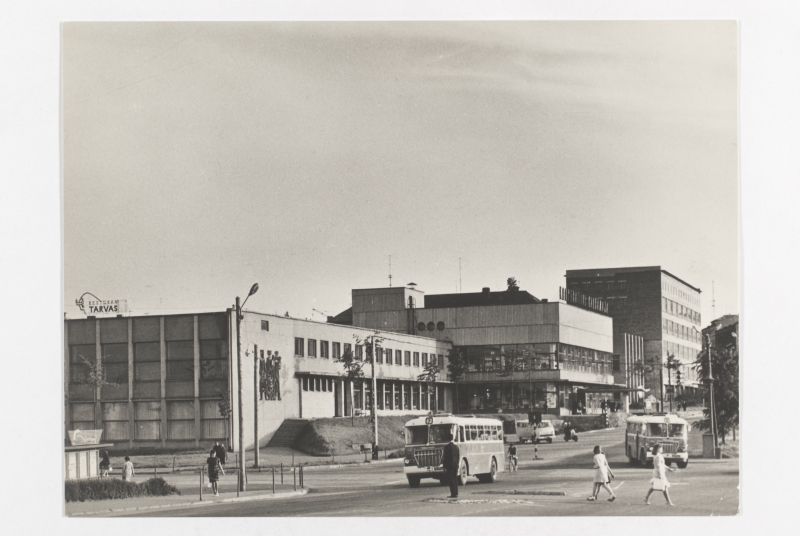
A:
[395, 350, 402, 366]
[344, 343, 352, 357]
[376, 348, 383, 364]
[320, 341, 329, 359]
[385, 382, 392, 409]
[413, 352, 420, 367]
[403, 384, 411, 409]
[394, 382, 401, 409]
[422, 353, 428, 367]
[377, 382, 384, 410]
[321, 378, 327, 392]
[332, 342, 341, 359]
[438, 354, 444, 370]
[295, 338, 304, 357]
[308, 339, 317, 358]
[437, 385, 445, 410]
[612, 355, 620, 372]
[404, 351, 411, 367]
[302, 377, 309, 391]
[421, 386, 429, 410]
[261, 320, 269, 331]
[166, 341, 194, 381]
[355, 345, 363, 361]
[314, 377, 321, 391]
[384, 348, 391, 365]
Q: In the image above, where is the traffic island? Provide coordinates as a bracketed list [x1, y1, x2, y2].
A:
[424, 498, 539, 505]
[475, 490, 567, 496]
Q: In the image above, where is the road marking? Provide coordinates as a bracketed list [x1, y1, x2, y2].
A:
[425, 498, 540, 505]
[382, 480, 409, 485]
[614, 481, 625, 490]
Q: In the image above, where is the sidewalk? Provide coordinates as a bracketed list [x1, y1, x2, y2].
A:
[66, 471, 308, 517]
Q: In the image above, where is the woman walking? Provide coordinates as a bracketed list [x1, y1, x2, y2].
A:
[206, 450, 225, 496]
[99, 450, 111, 478]
[645, 444, 676, 506]
[588, 446, 616, 502]
[121, 456, 135, 482]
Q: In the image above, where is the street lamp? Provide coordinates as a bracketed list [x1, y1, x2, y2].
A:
[236, 283, 258, 491]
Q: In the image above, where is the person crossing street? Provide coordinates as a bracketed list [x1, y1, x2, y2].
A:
[442, 432, 461, 499]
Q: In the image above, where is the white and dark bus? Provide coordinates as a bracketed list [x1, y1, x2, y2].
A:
[403, 414, 505, 488]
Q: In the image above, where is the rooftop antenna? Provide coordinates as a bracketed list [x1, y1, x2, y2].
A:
[712, 281, 716, 320]
[389, 255, 392, 288]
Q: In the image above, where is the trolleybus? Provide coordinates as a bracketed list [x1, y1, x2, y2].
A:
[403, 414, 505, 488]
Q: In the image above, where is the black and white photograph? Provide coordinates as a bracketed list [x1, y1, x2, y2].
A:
[6, 1, 799, 531]
[59, 19, 740, 518]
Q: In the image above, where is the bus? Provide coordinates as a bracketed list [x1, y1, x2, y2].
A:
[403, 414, 505, 488]
[625, 414, 690, 469]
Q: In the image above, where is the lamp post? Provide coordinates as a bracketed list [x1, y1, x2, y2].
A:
[236, 283, 259, 492]
[694, 326, 718, 452]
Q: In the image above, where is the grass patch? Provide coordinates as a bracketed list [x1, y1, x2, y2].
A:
[294, 415, 423, 456]
[65, 477, 180, 502]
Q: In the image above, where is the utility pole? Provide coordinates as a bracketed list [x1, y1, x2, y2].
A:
[659, 361, 664, 413]
[666, 354, 673, 413]
[371, 333, 378, 458]
[254, 344, 259, 468]
[235, 283, 259, 492]
[705, 333, 718, 451]
[236, 296, 246, 491]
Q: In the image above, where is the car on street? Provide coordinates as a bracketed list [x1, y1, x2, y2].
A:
[533, 420, 555, 443]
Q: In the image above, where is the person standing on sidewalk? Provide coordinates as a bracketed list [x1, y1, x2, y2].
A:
[213, 442, 227, 467]
[507, 443, 518, 472]
[645, 444, 676, 506]
[442, 433, 461, 499]
[121, 456, 135, 482]
[587, 446, 616, 502]
[99, 450, 111, 478]
[206, 450, 225, 496]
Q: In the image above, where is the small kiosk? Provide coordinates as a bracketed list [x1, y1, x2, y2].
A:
[64, 429, 113, 480]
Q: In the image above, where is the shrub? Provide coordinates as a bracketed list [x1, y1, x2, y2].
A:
[65, 477, 180, 502]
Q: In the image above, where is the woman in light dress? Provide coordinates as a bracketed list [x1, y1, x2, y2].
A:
[587, 446, 616, 502]
[645, 444, 676, 506]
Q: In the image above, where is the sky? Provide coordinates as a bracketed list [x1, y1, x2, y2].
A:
[62, 21, 739, 322]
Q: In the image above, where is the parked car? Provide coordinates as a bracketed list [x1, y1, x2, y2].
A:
[533, 420, 555, 444]
[516, 420, 534, 444]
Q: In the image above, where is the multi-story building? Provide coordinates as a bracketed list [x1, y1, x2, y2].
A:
[565, 266, 702, 409]
[64, 310, 452, 451]
[334, 285, 621, 416]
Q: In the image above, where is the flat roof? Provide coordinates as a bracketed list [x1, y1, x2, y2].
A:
[565, 266, 701, 293]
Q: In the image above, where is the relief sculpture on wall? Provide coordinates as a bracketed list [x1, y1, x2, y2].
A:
[259, 351, 282, 401]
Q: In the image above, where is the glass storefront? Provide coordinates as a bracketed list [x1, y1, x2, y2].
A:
[461, 343, 611, 375]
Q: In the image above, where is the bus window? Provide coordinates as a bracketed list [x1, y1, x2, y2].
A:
[668, 424, 686, 437]
[429, 424, 453, 444]
[491, 427, 498, 440]
[459, 426, 465, 443]
[470, 425, 478, 441]
[406, 426, 428, 445]
[648, 423, 667, 437]
[477, 425, 485, 440]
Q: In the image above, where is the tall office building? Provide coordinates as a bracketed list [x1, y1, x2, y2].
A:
[564, 266, 702, 408]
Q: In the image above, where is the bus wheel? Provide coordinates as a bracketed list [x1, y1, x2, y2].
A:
[478, 458, 498, 484]
[676, 460, 688, 469]
[457, 460, 469, 486]
[407, 476, 421, 488]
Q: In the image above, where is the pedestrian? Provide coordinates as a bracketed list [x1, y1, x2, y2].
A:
[601, 399, 607, 413]
[121, 456, 135, 482]
[206, 450, 225, 496]
[442, 432, 461, 499]
[507, 443, 518, 472]
[213, 441, 227, 466]
[587, 446, 616, 502]
[99, 450, 111, 477]
[683, 401, 688, 412]
[645, 444, 676, 506]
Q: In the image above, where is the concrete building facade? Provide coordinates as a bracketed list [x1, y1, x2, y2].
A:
[565, 266, 702, 408]
[65, 311, 452, 452]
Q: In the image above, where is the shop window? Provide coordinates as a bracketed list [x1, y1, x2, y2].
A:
[302, 377, 309, 391]
[403, 384, 411, 410]
[385, 382, 393, 409]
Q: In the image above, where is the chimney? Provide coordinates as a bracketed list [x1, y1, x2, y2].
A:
[482, 287, 490, 301]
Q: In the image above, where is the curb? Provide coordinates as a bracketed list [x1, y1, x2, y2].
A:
[68, 488, 309, 517]
[295, 458, 404, 471]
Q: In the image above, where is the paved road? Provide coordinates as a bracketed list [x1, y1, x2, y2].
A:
[120, 428, 739, 517]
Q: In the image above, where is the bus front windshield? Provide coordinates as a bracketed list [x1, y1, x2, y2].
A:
[406, 424, 454, 445]
[647, 423, 686, 437]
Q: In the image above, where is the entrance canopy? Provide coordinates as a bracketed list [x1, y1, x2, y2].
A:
[577, 386, 648, 394]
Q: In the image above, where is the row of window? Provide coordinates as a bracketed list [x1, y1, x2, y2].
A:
[461, 344, 613, 376]
[662, 297, 700, 325]
[663, 318, 701, 343]
[662, 281, 700, 306]
[294, 337, 444, 369]
[301, 376, 446, 412]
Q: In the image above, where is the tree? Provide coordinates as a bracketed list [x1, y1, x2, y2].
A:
[214, 388, 233, 448]
[75, 354, 118, 430]
[693, 342, 739, 444]
[417, 359, 439, 415]
[664, 353, 682, 411]
[334, 343, 365, 426]
[506, 277, 520, 291]
[447, 348, 467, 414]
